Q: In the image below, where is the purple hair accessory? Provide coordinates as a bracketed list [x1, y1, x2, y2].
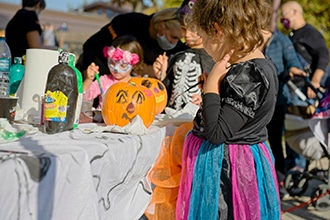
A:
[179, 0, 196, 15]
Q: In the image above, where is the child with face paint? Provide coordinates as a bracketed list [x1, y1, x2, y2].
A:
[83, 35, 144, 109]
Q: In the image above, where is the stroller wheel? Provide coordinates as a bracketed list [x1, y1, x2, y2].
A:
[284, 170, 309, 196]
[311, 184, 330, 211]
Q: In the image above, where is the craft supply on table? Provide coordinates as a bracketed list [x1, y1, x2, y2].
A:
[43, 50, 78, 134]
[15, 48, 59, 124]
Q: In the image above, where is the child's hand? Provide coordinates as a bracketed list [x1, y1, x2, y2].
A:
[191, 94, 202, 106]
[204, 52, 232, 94]
[289, 67, 306, 79]
[86, 62, 99, 81]
[153, 53, 168, 81]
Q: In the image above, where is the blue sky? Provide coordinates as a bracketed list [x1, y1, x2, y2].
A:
[0, 0, 94, 12]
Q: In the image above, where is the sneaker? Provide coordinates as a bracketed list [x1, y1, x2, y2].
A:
[279, 183, 290, 199]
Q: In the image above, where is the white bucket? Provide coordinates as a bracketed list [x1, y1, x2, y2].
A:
[16, 49, 59, 123]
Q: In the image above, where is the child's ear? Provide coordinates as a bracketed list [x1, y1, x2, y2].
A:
[213, 22, 222, 37]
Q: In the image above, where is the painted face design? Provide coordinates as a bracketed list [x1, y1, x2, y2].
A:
[114, 87, 153, 122]
[103, 46, 139, 73]
[108, 59, 133, 73]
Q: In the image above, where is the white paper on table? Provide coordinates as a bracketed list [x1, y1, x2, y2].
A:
[153, 102, 199, 126]
[79, 115, 148, 135]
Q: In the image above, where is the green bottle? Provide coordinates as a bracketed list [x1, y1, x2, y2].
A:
[68, 53, 83, 129]
[9, 57, 25, 96]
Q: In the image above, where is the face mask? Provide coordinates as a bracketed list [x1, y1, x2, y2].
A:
[280, 18, 291, 29]
[156, 34, 177, 50]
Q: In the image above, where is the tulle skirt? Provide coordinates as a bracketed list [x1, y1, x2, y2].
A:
[176, 132, 281, 220]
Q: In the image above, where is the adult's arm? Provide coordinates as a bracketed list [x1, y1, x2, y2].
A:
[307, 31, 329, 72]
[26, 30, 42, 48]
[307, 30, 328, 91]
[27, 30, 57, 50]
[306, 30, 328, 95]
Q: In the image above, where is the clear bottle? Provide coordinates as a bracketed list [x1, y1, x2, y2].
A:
[43, 50, 78, 134]
[9, 57, 25, 96]
[0, 36, 12, 97]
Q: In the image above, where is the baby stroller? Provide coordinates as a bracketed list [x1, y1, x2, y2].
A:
[283, 77, 330, 211]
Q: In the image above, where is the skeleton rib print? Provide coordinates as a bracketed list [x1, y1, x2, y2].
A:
[169, 52, 202, 110]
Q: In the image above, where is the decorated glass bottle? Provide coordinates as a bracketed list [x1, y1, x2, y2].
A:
[43, 50, 78, 134]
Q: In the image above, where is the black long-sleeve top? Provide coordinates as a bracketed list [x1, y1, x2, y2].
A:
[193, 58, 278, 145]
[290, 23, 329, 74]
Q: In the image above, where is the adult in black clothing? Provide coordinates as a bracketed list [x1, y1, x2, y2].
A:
[280, 1, 329, 175]
[76, 8, 188, 79]
[280, 1, 329, 99]
[5, 0, 56, 63]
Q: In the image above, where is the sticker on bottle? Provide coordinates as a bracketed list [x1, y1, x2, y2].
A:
[44, 90, 68, 122]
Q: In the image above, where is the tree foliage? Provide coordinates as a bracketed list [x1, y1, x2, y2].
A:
[110, 0, 158, 12]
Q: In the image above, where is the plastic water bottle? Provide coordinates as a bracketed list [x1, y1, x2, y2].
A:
[9, 57, 25, 96]
[0, 36, 12, 97]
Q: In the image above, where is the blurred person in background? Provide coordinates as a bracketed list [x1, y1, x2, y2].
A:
[5, 0, 57, 62]
[279, 0, 330, 175]
[76, 8, 188, 79]
[261, 15, 306, 197]
[42, 22, 58, 47]
[280, 1, 329, 99]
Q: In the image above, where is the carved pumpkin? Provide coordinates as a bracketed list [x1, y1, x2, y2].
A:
[102, 82, 156, 128]
[129, 77, 167, 115]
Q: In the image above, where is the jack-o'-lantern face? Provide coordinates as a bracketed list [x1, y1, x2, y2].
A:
[102, 82, 156, 127]
[129, 78, 167, 114]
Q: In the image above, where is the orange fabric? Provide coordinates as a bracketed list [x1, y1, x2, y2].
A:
[145, 122, 193, 220]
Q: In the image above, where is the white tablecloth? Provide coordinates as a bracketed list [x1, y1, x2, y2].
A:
[0, 123, 165, 220]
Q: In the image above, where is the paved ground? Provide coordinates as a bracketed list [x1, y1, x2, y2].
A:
[281, 158, 330, 220]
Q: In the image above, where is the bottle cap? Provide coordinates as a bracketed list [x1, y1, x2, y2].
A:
[58, 50, 69, 64]
[14, 57, 22, 64]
